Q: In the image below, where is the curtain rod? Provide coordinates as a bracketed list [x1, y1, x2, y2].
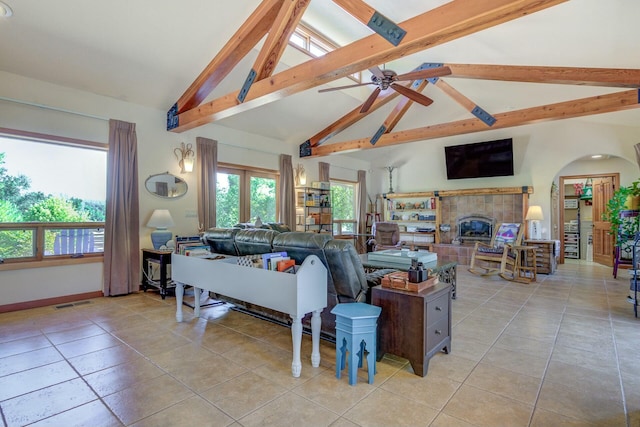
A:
[0, 96, 109, 122]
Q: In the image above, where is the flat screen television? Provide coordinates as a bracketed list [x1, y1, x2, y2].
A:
[444, 138, 514, 180]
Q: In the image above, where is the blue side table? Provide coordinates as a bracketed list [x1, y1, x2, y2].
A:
[330, 303, 382, 385]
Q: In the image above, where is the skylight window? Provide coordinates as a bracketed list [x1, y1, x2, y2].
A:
[289, 23, 361, 83]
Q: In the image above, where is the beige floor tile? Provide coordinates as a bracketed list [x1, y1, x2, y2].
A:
[102, 374, 194, 425]
[67, 343, 142, 376]
[343, 388, 438, 427]
[83, 356, 165, 397]
[0, 334, 51, 359]
[201, 372, 288, 420]
[293, 370, 376, 415]
[449, 337, 492, 362]
[0, 346, 63, 377]
[252, 350, 326, 389]
[443, 384, 533, 427]
[480, 346, 548, 379]
[131, 395, 233, 427]
[1, 378, 98, 427]
[544, 360, 623, 396]
[238, 391, 340, 427]
[381, 368, 462, 410]
[44, 323, 107, 345]
[55, 333, 123, 359]
[550, 344, 618, 374]
[122, 330, 191, 357]
[422, 352, 478, 383]
[536, 378, 625, 424]
[464, 362, 542, 406]
[493, 334, 553, 360]
[529, 408, 598, 426]
[429, 412, 478, 427]
[0, 360, 78, 401]
[27, 399, 123, 427]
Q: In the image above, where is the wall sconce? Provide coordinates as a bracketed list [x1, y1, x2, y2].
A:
[147, 209, 175, 249]
[525, 205, 544, 240]
[294, 164, 306, 186]
[174, 142, 194, 173]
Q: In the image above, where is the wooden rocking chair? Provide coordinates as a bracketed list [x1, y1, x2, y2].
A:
[468, 222, 524, 280]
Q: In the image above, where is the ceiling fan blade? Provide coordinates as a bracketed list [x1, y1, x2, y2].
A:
[391, 84, 433, 107]
[360, 87, 381, 113]
[369, 66, 385, 79]
[318, 82, 374, 93]
[395, 66, 452, 82]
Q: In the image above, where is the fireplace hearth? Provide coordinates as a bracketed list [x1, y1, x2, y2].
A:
[456, 215, 495, 244]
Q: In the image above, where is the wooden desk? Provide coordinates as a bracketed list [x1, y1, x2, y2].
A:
[524, 240, 557, 274]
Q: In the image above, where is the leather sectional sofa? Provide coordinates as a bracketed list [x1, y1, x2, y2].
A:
[201, 228, 395, 339]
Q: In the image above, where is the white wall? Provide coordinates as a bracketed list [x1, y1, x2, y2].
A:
[366, 120, 640, 240]
[0, 71, 370, 306]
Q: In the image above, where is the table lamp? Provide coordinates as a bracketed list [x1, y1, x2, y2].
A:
[525, 205, 544, 240]
[147, 209, 174, 249]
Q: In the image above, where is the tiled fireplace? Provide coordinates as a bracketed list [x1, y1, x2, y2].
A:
[434, 193, 525, 265]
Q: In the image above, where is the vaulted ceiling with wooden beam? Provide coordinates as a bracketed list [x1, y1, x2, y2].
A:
[3, 0, 640, 164]
[168, 0, 640, 159]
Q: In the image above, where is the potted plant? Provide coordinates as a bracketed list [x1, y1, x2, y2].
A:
[604, 179, 640, 245]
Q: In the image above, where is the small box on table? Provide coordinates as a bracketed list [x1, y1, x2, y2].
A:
[381, 272, 439, 292]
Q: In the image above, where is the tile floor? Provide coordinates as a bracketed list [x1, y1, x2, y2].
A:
[1, 261, 639, 427]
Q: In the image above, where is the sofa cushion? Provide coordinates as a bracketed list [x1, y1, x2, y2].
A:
[322, 239, 368, 303]
[235, 229, 280, 256]
[202, 228, 240, 255]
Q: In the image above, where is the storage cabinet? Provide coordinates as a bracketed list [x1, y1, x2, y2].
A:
[381, 192, 441, 248]
[563, 195, 580, 259]
[295, 187, 332, 233]
[524, 240, 557, 274]
[371, 282, 451, 377]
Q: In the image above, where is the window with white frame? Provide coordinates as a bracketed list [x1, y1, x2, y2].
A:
[0, 133, 106, 264]
[330, 179, 358, 235]
[216, 165, 279, 228]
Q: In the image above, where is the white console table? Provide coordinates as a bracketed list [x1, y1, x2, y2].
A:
[171, 253, 327, 377]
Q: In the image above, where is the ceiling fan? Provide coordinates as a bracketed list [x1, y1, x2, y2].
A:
[319, 65, 452, 113]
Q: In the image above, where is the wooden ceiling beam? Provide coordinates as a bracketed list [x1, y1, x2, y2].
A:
[238, 0, 310, 102]
[169, 0, 568, 132]
[432, 78, 496, 126]
[307, 89, 640, 157]
[305, 89, 402, 148]
[446, 64, 640, 87]
[331, 0, 406, 45]
[172, 0, 284, 114]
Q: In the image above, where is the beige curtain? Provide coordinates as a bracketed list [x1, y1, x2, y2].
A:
[103, 120, 139, 296]
[635, 143, 640, 168]
[357, 170, 368, 251]
[319, 161, 330, 182]
[279, 154, 296, 229]
[197, 137, 217, 230]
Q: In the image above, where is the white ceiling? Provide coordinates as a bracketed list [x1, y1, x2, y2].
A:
[1, 0, 639, 162]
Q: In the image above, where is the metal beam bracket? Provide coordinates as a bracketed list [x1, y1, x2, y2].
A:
[167, 103, 179, 130]
[370, 125, 387, 145]
[471, 105, 497, 126]
[237, 68, 257, 103]
[300, 140, 312, 157]
[367, 11, 406, 46]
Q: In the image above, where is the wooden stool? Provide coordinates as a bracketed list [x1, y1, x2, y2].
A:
[331, 303, 382, 385]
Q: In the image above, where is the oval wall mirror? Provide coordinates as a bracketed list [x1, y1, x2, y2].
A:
[145, 172, 188, 198]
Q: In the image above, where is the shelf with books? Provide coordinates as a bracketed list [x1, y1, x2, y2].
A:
[381, 192, 441, 246]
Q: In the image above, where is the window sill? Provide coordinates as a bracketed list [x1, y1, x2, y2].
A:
[0, 255, 104, 271]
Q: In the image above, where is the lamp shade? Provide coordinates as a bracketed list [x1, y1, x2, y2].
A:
[147, 209, 174, 228]
[525, 205, 544, 221]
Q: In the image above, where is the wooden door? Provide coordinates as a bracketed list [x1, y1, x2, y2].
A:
[592, 177, 615, 266]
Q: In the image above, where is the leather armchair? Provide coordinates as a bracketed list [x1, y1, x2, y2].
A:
[368, 221, 409, 251]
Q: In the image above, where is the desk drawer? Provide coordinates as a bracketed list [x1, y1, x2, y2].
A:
[426, 316, 449, 351]
[426, 292, 449, 324]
